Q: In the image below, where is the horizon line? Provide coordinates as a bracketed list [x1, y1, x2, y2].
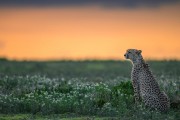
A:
[0, 57, 180, 62]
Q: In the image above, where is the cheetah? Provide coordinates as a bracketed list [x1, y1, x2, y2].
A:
[124, 49, 170, 112]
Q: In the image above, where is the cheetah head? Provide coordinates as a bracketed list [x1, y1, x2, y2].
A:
[124, 49, 142, 63]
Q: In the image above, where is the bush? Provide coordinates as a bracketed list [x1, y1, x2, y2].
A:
[111, 80, 134, 107]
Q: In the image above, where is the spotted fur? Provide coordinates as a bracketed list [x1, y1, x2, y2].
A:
[124, 49, 170, 112]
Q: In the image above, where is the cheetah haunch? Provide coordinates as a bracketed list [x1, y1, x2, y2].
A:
[124, 49, 170, 112]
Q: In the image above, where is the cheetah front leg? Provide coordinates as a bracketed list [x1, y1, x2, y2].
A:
[132, 78, 141, 103]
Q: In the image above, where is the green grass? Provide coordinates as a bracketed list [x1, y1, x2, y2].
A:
[0, 114, 30, 120]
[0, 114, 118, 120]
[0, 60, 179, 119]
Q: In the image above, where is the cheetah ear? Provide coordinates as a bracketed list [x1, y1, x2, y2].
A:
[136, 50, 142, 54]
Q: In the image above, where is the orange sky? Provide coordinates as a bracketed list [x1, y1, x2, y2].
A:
[0, 4, 180, 60]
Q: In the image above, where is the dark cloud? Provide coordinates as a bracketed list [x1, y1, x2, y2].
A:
[0, 0, 179, 8]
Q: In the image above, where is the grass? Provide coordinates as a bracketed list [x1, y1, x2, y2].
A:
[0, 114, 30, 120]
[0, 114, 119, 120]
[0, 59, 179, 119]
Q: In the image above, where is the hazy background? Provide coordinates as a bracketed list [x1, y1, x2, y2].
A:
[0, 0, 180, 60]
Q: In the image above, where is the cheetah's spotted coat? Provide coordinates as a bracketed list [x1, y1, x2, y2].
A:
[124, 49, 170, 112]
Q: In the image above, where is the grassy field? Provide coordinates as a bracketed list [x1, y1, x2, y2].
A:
[0, 59, 179, 120]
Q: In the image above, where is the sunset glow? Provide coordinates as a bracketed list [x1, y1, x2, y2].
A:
[0, 2, 180, 60]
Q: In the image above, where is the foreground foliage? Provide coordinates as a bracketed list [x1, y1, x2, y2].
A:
[0, 75, 179, 119]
